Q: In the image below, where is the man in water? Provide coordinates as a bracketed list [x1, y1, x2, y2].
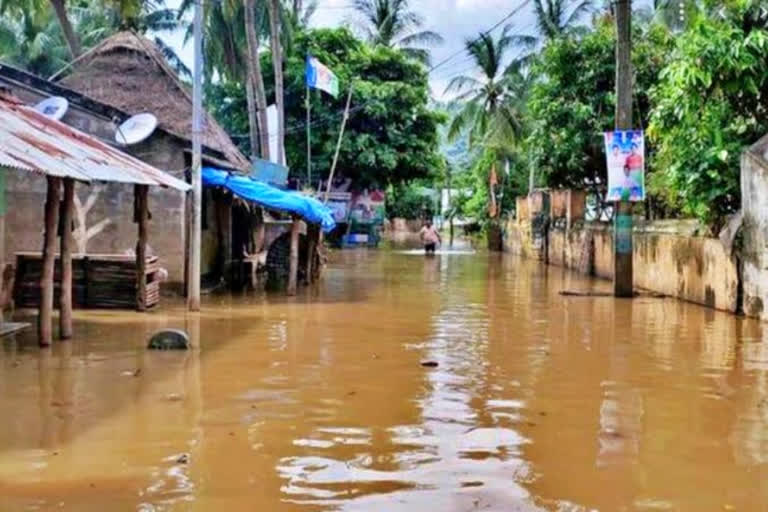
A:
[419, 220, 441, 254]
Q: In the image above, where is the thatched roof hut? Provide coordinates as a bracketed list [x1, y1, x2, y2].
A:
[58, 31, 249, 172]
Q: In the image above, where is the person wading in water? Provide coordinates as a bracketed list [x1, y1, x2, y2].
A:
[419, 220, 441, 254]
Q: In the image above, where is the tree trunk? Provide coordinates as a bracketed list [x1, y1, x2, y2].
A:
[135, 185, 149, 312]
[305, 223, 318, 284]
[287, 217, 300, 295]
[48, 0, 81, 58]
[59, 179, 74, 340]
[243, 0, 271, 160]
[244, 68, 260, 160]
[267, 0, 285, 165]
[39, 177, 61, 347]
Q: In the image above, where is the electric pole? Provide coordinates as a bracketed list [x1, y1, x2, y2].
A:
[613, 0, 633, 297]
[188, 0, 203, 311]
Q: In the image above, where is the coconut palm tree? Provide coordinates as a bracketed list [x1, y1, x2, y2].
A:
[0, 0, 80, 57]
[288, 0, 316, 28]
[352, 0, 443, 64]
[244, 0, 271, 159]
[266, 0, 285, 165]
[532, 0, 593, 40]
[0, 8, 70, 76]
[446, 26, 531, 147]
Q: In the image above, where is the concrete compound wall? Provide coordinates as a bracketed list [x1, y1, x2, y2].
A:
[742, 149, 768, 320]
[507, 190, 740, 314]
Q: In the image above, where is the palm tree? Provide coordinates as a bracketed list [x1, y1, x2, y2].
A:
[288, 0, 316, 28]
[244, 0, 270, 159]
[0, 0, 80, 57]
[446, 27, 530, 147]
[532, 0, 593, 40]
[178, 0, 271, 157]
[48, 0, 81, 57]
[446, 27, 532, 229]
[0, 8, 71, 76]
[352, 0, 443, 64]
[266, 0, 285, 165]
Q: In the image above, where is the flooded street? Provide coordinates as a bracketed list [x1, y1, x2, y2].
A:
[2, 248, 768, 511]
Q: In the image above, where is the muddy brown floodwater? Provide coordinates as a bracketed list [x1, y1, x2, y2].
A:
[1, 248, 768, 511]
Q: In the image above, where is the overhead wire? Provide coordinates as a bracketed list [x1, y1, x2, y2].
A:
[228, 0, 535, 140]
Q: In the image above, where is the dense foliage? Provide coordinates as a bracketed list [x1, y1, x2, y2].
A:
[648, 6, 768, 227]
[526, 19, 673, 193]
[385, 182, 436, 219]
[208, 27, 443, 188]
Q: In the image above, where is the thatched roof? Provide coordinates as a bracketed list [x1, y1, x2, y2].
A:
[58, 31, 249, 172]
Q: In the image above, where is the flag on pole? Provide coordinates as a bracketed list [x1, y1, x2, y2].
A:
[306, 56, 339, 98]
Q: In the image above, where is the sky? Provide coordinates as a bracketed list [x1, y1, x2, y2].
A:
[161, 0, 541, 100]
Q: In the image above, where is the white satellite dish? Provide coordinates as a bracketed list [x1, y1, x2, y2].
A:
[34, 96, 68, 121]
[115, 113, 158, 146]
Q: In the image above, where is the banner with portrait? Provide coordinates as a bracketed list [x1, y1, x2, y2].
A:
[605, 130, 645, 202]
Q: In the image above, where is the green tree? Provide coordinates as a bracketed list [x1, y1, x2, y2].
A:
[352, 0, 443, 64]
[208, 27, 443, 188]
[648, 3, 768, 229]
[0, 8, 70, 76]
[446, 26, 531, 148]
[532, 0, 594, 40]
[526, 19, 672, 195]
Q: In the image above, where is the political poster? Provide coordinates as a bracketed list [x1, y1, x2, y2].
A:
[605, 130, 645, 202]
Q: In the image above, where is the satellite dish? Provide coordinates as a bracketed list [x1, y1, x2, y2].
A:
[34, 96, 68, 121]
[115, 113, 158, 146]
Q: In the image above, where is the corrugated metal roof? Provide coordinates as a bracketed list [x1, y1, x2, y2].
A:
[0, 91, 190, 191]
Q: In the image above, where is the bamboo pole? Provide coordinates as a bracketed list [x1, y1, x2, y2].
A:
[59, 178, 74, 339]
[39, 177, 61, 347]
[135, 185, 149, 312]
[324, 86, 353, 203]
[287, 216, 300, 295]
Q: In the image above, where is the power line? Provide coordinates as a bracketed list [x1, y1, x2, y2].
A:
[231, 0, 535, 141]
[427, 0, 533, 75]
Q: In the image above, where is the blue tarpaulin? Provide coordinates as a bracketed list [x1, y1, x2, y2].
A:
[202, 167, 336, 233]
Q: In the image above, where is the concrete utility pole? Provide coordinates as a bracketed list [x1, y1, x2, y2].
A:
[613, 0, 633, 297]
[188, 0, 203, 311]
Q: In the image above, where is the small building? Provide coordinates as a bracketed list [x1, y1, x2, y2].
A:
[0, 31, 249, 292]
[0, 89, 190, 344]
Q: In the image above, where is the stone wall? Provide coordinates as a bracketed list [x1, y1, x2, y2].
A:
[506, 192, 740, 313]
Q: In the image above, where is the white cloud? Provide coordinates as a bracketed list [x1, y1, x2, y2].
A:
[160, 0, 540, 99]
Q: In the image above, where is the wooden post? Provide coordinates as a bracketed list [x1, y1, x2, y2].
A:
[306, 223, 317, 284]
[287, 216, 300, 295]
[59, 178, 74, 339]
[39, 177, 61, 347]
[135, 184, 149, 311]
[613, 0, 634, 298]
[255, 212, 266, 253]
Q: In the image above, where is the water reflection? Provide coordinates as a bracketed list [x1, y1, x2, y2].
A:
[276, 253, 536, 510]
[0, 250, 767, 510]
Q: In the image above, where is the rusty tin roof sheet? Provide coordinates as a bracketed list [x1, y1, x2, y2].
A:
[0, 92, 190, 191]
